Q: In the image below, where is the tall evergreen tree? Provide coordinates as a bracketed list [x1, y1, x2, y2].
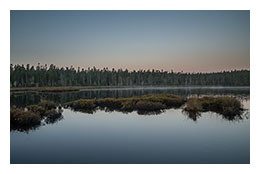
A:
[10, 63, 250, 87]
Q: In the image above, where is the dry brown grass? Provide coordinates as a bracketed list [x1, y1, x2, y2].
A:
[184, 96, 243, 118]
[65, 94, 185, 113]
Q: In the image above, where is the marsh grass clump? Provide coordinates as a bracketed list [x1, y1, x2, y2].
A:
[121, 94, 185, 111]
[65, 99, 96, 110]
[135, 101, 166, 111]
[64, 99, 98, 113]
[65, 94, 186, 114]
[45, 109, 62, 117]
[139, 94, 186, 108]
[120, 99, 137, 112]
[96, 98, 123, 110]
[10, 106, 41, 128]
[39, 100, 56, 110]
[184, 96, 244, 120]
[184, 97, 203, 112]
[10, 100, 63, 131]
[27, 103, 62, 119]
[210, 97, 242, 116]
[26, 105, 46, 117]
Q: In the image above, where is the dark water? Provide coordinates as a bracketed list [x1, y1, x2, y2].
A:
[10, 87, 250, 164]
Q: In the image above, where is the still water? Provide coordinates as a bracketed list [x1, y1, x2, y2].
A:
[10, 87, 250, 164]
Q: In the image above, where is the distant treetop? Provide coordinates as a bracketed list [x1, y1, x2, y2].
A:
[10, 64, 250, 87]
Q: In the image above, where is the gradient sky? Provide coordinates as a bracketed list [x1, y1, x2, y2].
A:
[10, 10, 250, 72]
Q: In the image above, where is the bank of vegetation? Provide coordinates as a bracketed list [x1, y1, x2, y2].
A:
[64, 94, 185, 114]
[10, 100, 63, 131]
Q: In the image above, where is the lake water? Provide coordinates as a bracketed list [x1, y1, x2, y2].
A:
[10, 87, 250, 164]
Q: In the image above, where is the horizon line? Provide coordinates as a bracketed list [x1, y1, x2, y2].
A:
[10, 63, 250, 74]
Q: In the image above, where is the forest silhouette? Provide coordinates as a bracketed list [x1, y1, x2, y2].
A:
[10, 64, 250, 87]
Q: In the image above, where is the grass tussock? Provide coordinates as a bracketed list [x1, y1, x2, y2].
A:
[184, 96, 243, 119]
[10, 100, 63, 131]
[26, 105, 46, 116]
[135, 101, 166, 111]
[39, 100, 56, 110]
[66, 99, 96, 110]
[44, 109, 63, 124]
[96, 98, 123, 110]
[65, 94, 186, 113]
[10, 106, 41, 129]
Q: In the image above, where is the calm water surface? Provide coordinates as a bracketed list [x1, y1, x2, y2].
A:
[10, 87, 250, 164]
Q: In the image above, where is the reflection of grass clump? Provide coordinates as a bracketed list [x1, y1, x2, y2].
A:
[45, 109, 63, 124]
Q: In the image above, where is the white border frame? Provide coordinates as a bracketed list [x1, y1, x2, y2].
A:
[1, 0, 259, 174]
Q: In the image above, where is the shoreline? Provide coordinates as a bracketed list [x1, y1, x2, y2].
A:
[10, 86, 250, 93]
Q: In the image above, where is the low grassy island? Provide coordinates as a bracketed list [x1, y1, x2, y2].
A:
[183, 96, 245, 120]
[64, 94, 186, 114]
[10, 100, 63, 131]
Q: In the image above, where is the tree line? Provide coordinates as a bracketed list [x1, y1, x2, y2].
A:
[10, 64, 250, 87]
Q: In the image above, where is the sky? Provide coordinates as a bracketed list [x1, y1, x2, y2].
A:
[10, 10, 250, 72]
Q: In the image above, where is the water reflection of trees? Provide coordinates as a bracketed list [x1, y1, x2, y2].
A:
[11, 87, 250, 107]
